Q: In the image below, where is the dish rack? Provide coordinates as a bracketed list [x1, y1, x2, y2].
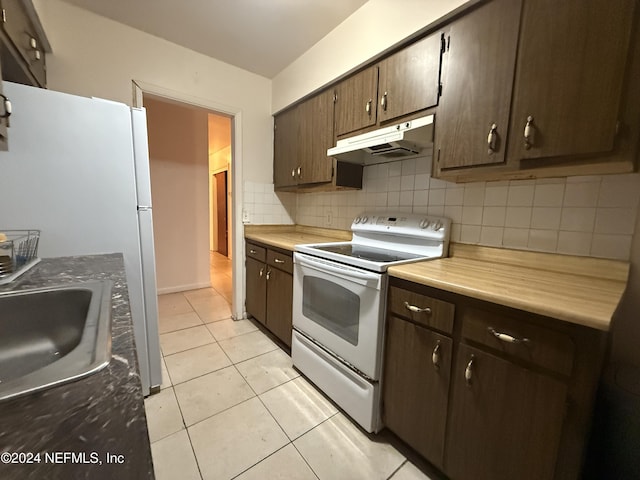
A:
[0, 230, 41, 285]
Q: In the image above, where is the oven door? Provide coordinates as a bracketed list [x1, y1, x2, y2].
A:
[292, 252, 386, 380]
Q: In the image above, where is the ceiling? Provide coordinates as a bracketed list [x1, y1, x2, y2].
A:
[58, 0, 369, 78]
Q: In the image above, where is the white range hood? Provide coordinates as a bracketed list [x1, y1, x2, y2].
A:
[327, 114, 434, 165]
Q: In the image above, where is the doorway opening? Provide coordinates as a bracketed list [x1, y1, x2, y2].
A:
[140, 93, 234, 311]
[208, 113, 233, 304]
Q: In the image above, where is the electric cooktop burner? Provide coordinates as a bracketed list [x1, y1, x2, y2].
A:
[295, 212, 451, 272]
[312, 243, 424, 263]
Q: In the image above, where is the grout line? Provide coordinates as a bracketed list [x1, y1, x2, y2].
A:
[181, 395, 258, 432]
[159, 321, 207, 336]
[387, 459, 408, 479]
[228, 443, 294, 480]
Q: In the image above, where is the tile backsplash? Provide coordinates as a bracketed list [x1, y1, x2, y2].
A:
[245, 155, 640, 261]
[243, 181, 296, 225]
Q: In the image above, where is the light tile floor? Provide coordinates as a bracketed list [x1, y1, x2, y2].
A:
[146, 255, 438, 480]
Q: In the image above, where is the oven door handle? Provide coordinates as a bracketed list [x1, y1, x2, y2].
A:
[295, 253, 381, 283]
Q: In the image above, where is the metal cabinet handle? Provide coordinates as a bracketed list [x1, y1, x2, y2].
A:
[465, 355, 475, 387]
[297, 166, 302, 177]
[266, 269, 271, 280]
[259, 267, 264, 277]
[524, 115, 535, 149]
[249, 249, 257, 254]
[291, 169, 296, 178]
[0, 94, 12, 119]
[30, 37, 37, 49]
[432, 342, 441, 370]
[365, 99, 372, 115]
[274, 258, 285, 264]
[380, 91, 388, 111]
[404, 301, 432, 315]
[34, 50, 41, 61]
[488, 327, 530, 345]
[487, 123, 498, 154]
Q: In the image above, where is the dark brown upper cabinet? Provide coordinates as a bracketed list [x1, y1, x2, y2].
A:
[297, 91, 334, 185]
[0, 64, 7, 151]
[0, 0, 48, 88]
[274, 90, 363, 192]
[378, 30, 444, 125]
[435, 0, 522, 171]
[273, 105, 299, 189]
[334, 65, 379, 137]
[435, 0, 638, 181]
[507, 0, 635, 164]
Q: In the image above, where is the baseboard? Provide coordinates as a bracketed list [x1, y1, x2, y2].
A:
[157, 282, 212, 295]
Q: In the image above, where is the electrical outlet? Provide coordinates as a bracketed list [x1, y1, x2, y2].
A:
[242, 209, 250, 223]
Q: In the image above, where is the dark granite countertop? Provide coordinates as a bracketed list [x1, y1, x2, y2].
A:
[0, 254, 154, 479]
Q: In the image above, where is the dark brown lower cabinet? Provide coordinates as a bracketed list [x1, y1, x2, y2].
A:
[245, 256, 266, 325]
[383, 315, 452, 469]
[445, 344, 568, 480]
[245, 240, 293, 347]
[265, 266, 293, 348]
[383, 278, 607, 480]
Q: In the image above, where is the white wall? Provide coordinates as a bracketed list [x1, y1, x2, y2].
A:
[33, 0, 273, 185]
[145, 98, 210, 293]
[272, 0, 470, 112]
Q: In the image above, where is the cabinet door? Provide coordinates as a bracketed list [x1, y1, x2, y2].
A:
[0, 63, 7, 151]
[335, 66, 379, 137]
[298, 91, 334, 185]
[445, 344, 567, 480]
[0, 0, 46, 87]
[266, 266, 293, 347]
[435, 0, 522, 170]
[378, 32, 443, 123]
[383, 316, 452, 468]
[245, 257, 266, 325]
[508, 0, 635, 163]
[273, 106, 299, 189]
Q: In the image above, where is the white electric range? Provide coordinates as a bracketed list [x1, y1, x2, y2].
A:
[291, 212, 451, 432]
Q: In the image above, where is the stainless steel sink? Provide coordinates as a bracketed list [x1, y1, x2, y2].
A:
[0, 281, 112, 402]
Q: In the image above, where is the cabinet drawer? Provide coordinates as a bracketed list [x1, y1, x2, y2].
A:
[388, 286, 454, 334]
[267, 249, 293, 274]
[461, 307, 575, 376]
[246, 242, 266, 262]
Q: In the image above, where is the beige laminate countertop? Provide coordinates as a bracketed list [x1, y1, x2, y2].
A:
[244, 224, 351, 251]
[388, 243, 630, 331]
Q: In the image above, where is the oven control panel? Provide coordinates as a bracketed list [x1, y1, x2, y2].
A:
[352, 212, 450, 240]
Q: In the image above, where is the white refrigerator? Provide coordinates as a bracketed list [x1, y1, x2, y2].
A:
[0, 81, 162, 396]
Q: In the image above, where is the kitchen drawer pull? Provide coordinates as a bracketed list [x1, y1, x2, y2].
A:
[465, 355, 475, 387]
[404, 301, 432, 315]
[524, 115, 535, 149]
[274, 258, 286, 264]
[249, 249, 257, 254]
[380, 91, 388, 111]
[432, 342, 441, 370]
[487, 123, 498, 154]
[365, 99, 372, 115]
[488, 327, 530, 345]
